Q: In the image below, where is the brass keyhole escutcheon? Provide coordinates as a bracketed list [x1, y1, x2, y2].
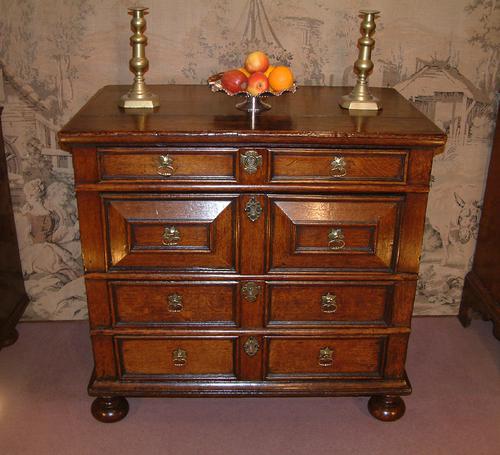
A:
[167, 293, 183, 312]
[330, 156, 347, 177]
[172, 348, 187, 367]
[244, 197, 263, 222]
[241, 282, 261, 302]
[318, 347, 334, 367]
[240, 150, 262, 174]
[321, 293, 338, 313]
[328, 228, 345, 250]
[162, 226, 180, 246]
[157, 154, 175, 176]
[243, 336, 259, 357]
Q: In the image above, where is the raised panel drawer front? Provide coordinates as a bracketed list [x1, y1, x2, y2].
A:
[270, 149, 408, 183]
[98, 147, 236, 182]
[267, 282, 392, 327]
[117, 337, 237, 379]
[110, 281, 238, 327]
[104, 195, 237, 271]
[269, 195, 403, 272]
[265, 336, 386, 380]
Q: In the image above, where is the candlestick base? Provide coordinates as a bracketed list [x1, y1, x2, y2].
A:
[340, 93, 382, 111]
[119, 91, 159, 109]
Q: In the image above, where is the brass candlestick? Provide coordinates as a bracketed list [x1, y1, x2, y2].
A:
[119, 6, 159, 109]
[340, 10, 381, 111]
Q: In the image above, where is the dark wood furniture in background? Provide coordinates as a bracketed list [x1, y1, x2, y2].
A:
[459, 106, 500, 339]
[59, 85, 446, 422]
[0, 106, 29, 349]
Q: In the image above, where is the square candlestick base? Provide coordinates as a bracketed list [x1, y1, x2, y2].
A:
[119, 92, 160, 109]
[340, 94, 382, 111]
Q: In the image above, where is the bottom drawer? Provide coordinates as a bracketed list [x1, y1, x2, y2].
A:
[265, 336, 386, 380]
[117, 337, 237, 380]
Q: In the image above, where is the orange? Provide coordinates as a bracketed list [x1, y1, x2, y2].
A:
[268, 66, 294, 92]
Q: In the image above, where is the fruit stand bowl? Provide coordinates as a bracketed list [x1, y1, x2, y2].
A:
[208, 73, 297, 114]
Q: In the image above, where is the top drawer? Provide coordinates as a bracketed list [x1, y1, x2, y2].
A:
[270, 149, 408, 184]
[92, 147, 415, 186]
[98, 147, 237, 182]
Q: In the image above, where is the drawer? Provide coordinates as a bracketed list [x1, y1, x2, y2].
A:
[110, 281, 238, 327]
[117, 337, 237, 379]
[98, 147, 237, 182]
[266, 282, 392, 327]
[270, 149, 408, 183]
[269, 195, 402, 272]
[104, 194, 237, 271]
[265, 336, 386, 380]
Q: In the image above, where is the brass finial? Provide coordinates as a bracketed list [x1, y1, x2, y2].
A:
[119, 6, 159, 108]
[340, 10, 381, 111]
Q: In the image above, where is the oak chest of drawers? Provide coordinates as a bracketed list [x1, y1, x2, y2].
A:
[59, 85, 446, 422]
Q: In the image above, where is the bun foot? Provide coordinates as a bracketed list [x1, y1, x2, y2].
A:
[91, 396, 129, 423]
[368, 395, 405, 421]
[1, 328, 19, 349]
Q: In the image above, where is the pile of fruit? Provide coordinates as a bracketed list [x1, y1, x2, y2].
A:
[218, 51, 295, 96]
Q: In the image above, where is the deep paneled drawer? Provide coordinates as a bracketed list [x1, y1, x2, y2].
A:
[103, 194, 237, 271]
[270, 149, 408, 183]
[265, 336, 386, 380]
[117, 337, 237, 379]
[269, 195, 403, 272]
[110, 281, 238, 327]
[98, 147, 237, 182]
[266, 282, 393, 327]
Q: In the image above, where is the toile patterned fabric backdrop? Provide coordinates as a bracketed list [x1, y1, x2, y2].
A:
[0, 0, 499, 320]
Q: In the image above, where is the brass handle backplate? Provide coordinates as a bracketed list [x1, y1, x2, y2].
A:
[167, 293, 183, 312]
[241, 282, 261, 302]
[172, 348, 187, 367]
[330, 156, 347, 177]
[321, 293, 338, 313]
[158, 154, 175, 176]
[241, 150, 262, 174]
[318, 347, 334, 367]
[328, 228, 345, 250]
[162, 226, 180, 246]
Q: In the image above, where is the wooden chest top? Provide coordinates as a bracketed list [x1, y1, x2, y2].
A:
[58, 85, 445, 148]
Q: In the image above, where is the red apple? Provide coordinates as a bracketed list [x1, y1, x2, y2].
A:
[247, 72, 269, 96]
[244, 51, 269, 74]
[221, 69, 248, 94]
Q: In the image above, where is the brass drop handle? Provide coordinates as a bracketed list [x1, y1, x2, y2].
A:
[318, 347, 334, 367]
[162, 226, 180, 246]
[330, 156, 347, 177]
[321, 293, 338, 313]
[241, 150, 262, 174]
[172, 348, 187, 367]
[167, 293, 183, 312]
[328, 228, 345, 250]
[158, 154, 175, 176]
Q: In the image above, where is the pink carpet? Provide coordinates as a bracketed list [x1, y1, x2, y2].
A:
[0, 317, 499, 455]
